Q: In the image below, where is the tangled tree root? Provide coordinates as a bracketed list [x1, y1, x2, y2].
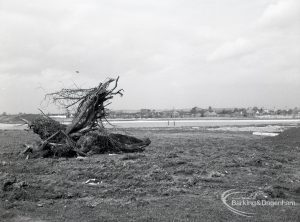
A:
[30, 117, 66, 141]
[21, 77, 151, 158]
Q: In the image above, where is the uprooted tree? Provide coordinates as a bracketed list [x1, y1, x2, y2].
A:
[22, 77, 151, 158]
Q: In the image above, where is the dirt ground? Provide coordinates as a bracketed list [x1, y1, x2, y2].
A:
[0, 127, 299, 222]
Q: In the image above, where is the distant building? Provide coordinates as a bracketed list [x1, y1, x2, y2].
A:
[245, 108, 255, 117]
[171, 111, 180, 118]
[190, 107, 205, 117]
[203, 111, 218, 117]
[194, 113, 203, 117]
[231, 111, 243, 117]
[140, 109, 155, 118]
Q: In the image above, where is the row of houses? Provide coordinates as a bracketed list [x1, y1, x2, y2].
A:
[2, 108, 299, 120]
[107, 107, 300, 119]
[40, 106, 300, 119]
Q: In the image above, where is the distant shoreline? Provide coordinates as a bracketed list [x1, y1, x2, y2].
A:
[2, 118, 299, 131]
[105, 116, 300, 122]
[1, 114, 300, 125]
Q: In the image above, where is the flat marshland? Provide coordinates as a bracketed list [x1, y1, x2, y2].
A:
[0, 127, 299, 221]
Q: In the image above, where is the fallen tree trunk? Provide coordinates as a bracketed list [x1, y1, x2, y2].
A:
[22, 77, 151, 158]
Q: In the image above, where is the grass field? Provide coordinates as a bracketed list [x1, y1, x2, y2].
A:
[0, 127, 299, 221]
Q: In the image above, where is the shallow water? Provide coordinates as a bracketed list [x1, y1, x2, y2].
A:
[207, 124, 285, 133]
[1, 119, 299, 132]
[0, 123, 28, 130]
[105, 119, 300, 129]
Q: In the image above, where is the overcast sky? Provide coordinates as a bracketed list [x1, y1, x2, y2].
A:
[0, 0, 299, 113]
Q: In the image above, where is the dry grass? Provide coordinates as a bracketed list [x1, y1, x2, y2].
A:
[0, 128, 299, 221]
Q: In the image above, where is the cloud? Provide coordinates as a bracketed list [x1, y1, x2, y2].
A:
[258, 0, 300, 29]
[207, 0, 300, 68]
[204, 0, 300, 109]
[207, 38, 255, 61]
[0, 0, 299, 112]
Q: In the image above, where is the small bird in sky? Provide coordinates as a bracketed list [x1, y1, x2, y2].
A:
[75, 71, 80, 74]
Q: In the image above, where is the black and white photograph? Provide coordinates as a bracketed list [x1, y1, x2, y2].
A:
[0, 0, 299, 221]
